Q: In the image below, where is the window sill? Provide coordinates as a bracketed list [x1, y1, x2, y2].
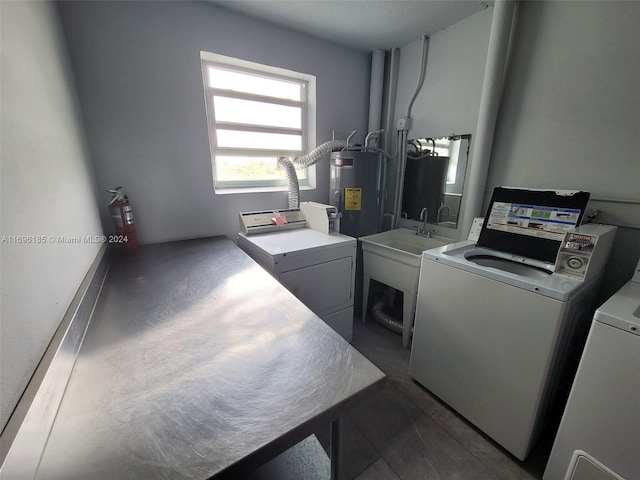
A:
[214, 184, 314, 195]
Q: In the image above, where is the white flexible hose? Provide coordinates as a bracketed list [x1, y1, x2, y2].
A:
[278, 139, 349, 209]
[277, 157, 301, 209]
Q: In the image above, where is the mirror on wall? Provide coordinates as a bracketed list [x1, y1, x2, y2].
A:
[401, 134, 471, 229]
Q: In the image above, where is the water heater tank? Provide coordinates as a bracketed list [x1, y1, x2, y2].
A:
[329, 151, 382, 238]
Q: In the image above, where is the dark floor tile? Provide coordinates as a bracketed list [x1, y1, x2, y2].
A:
[352, 319, 412, 382]
[348, 382, 423, 454]
[381, 414, 500, 480]
[388, 378, 443, 418]
[354, 458, 401, 480]
[242, 435, 329, 480]
[348, 317, 550, 480]
[353, 320, 447, 418]
[357, 347, 411, 384]
[313, 416, 380, 480]
[353, 312, 409, 352]
[353, 316, 408, 355]
[338, 416, 381, 480]
[430, 406, 539, 480]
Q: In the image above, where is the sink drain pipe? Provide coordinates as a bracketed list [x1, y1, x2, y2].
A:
[371, 287, 403, 334]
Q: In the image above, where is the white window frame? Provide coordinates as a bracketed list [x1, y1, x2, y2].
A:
[200, 52, 316, 193]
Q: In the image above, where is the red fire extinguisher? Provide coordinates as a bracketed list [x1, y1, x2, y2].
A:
[108, 187, 138, 254]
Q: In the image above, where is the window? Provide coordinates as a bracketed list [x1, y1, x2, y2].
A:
[200, 52, 316, 192]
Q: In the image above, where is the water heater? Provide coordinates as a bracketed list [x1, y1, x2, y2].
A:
[329, 151, 382, 238]
[402, 155, 449, 224]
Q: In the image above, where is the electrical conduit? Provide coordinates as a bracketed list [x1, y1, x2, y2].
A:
[394, 34, 429, 228]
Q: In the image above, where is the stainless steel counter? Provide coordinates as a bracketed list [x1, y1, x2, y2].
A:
[32, 237, 384, 479]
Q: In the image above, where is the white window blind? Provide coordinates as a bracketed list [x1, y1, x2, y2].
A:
[201, 52, 316, 192]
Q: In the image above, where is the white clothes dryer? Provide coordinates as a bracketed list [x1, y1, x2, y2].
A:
[238, 228, 356, 342]
[543, 261, 640, 480]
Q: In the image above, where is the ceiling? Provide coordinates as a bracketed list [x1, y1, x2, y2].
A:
[212, 0, 491, 51]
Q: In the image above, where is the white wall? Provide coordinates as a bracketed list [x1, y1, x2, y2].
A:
[391, 1, 639, 298]
[391, 7, 493, 237]
[57, 0, 371, 244]
[0, 2, 104, 431]
[488, 1, 640, 298]
[489, 1, 639, 201]
[395, 7, 492, 138]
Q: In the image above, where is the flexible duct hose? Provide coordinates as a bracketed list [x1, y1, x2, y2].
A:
[277, 157, 300, 209]
[371, 288, 403, 334]
[293, 139, 348, 168]
[278, 139, 349, 209]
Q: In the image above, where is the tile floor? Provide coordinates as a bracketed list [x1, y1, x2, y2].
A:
[315, 316, 561, 480]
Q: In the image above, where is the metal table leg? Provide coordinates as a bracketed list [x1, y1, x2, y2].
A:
[330, 418, 341, 480]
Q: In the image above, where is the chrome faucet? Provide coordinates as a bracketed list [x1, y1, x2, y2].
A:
[437, 203, 451, 224]
[416, 207, 436, 237]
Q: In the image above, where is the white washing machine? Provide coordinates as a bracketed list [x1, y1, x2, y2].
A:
[237, 207, 356, 342]
[409, 187, 616, 460]
[543, 260, 640, 480]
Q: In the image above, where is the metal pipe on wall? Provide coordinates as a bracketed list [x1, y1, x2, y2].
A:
[406, 35, 429, 120]
[380, 48, 400, 230]
[382, 49, 400, 158]
[368, 50, 386, 133]
[393, 35, 429, 228]
[368, 49, 387, 230]
[460, 0, 516, 237]
[393, 129, 408, 228]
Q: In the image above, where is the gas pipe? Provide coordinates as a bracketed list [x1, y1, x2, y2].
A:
[108, 187, 138, 253]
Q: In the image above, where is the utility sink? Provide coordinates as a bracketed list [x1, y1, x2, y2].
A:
[359, 228, 455, 348]
[359, 228, 450, 266]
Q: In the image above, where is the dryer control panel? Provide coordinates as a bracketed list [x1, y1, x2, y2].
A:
[300, 201, 341, 234]
[555, 224, 617, 281]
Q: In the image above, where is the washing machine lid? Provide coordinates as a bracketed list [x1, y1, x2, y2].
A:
[477, 187, 590, 265]
[238, 229, 355, 260]
[423, 240, 587, 301]
[594, 280, 640, 336]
